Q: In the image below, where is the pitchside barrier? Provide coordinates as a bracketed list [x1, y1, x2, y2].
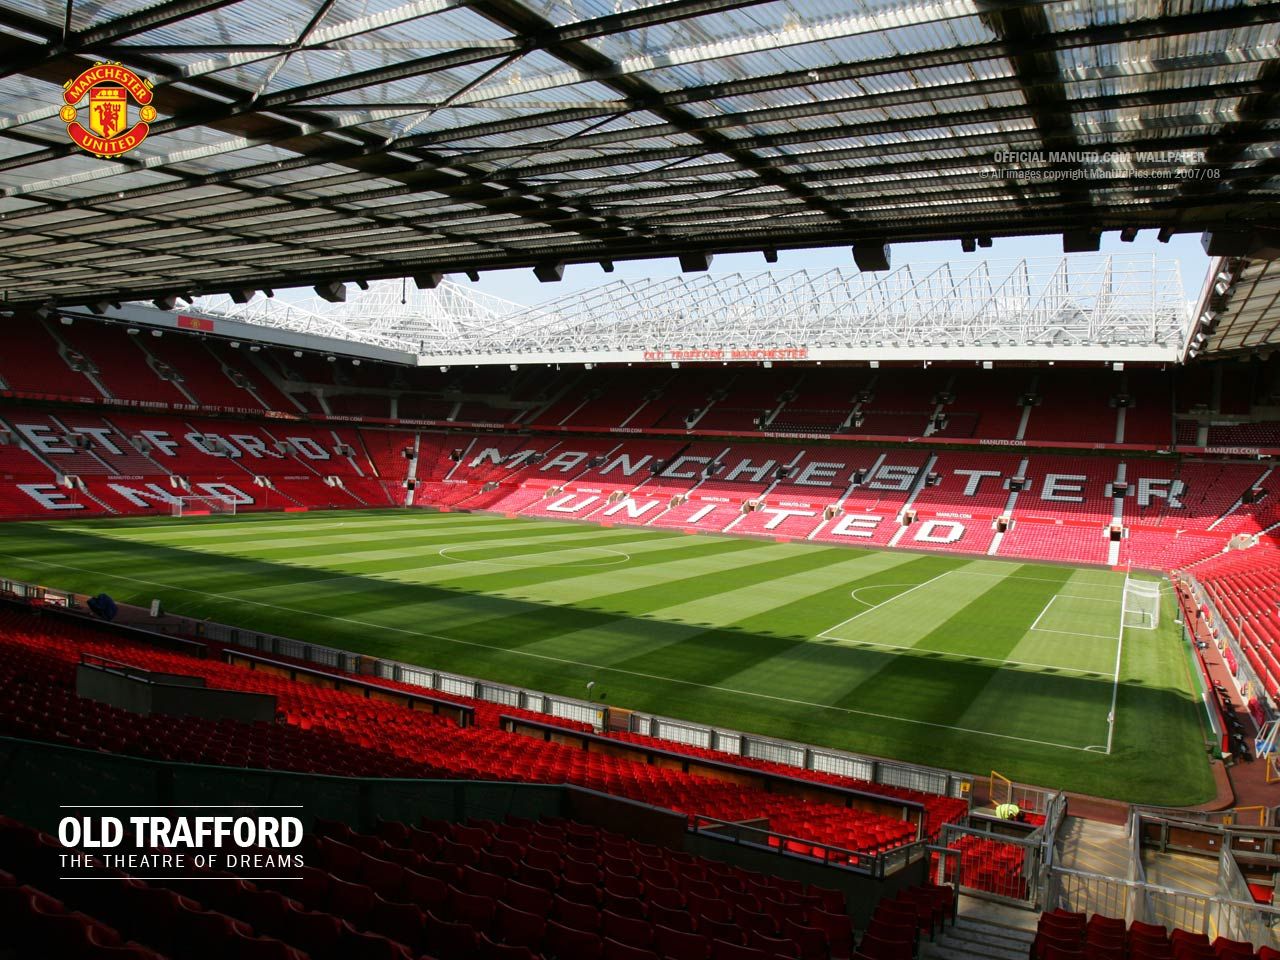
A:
[1183, 571, 1276, 729]
[0, 578, 975, 805]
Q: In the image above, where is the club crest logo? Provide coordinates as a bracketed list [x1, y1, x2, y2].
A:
[60, 62, 156, 157]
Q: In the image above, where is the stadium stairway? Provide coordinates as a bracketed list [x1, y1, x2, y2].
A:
[1051, 818, 1129, 879]
[919, 910, 1035, 960]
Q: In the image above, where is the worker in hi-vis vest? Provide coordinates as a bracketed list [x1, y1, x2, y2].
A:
[995, 802, 1022, 821]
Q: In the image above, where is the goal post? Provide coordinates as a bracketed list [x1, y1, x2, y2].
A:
[1122, 575, 1161, 631]
[171, 495, 237, 518]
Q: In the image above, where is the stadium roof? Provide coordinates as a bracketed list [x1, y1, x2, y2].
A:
[104, 253, 1190, 365]
[2, 0, 1279, 309]
[1189, 255, 1280, 360]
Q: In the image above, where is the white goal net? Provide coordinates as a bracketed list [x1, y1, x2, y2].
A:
[171, 495, 237, 518]
[1122, 577, 1161, 630]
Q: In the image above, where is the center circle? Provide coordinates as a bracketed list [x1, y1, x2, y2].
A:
[437, 544, 631, 568]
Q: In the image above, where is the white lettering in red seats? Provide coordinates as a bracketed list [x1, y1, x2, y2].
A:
[195, 483, 253, 505]
[18, 483, 84, 511]
[661, 456, 709, 480]
[794, 461, 843, 486]
[603, 498, 660, 518]
[107, 483, 180, 507]
[1136, 477, 1185, 509]
[287, 437, 330, 461]
[599, 454, 652, 477]
[726, 458, 776, 484]
[13, 423, 73, 455]
[827, 514, 882, 538]
[868, 465, 916, 492]
[71, 426, 123, 455]
[913, 520, 965, 543]
[953, 469, 1003, 496]
[140, 430, 179, 457]
[1042, 474, 1086, 503]
[761, 508, 815, 530]
[541, 451, 589, 473]
[545, 493, 597, 513]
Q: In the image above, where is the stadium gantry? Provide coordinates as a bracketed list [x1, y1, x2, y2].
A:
[142, 253, 1189, 365]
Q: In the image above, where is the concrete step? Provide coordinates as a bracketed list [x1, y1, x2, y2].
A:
[922, 917, 1035, 960]
[925, 941, 1028, 960]
[953, 916, 1036, 946]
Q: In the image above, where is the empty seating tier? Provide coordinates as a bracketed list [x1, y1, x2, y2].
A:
[0, 606, 935, 862]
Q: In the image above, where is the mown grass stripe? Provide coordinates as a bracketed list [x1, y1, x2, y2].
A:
[116, 520, 653, 562]
[0, 512, 1216, 805]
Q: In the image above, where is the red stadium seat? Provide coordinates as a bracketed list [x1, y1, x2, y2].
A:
[544, 920, 604, 960]
[603, 938, 663, 960]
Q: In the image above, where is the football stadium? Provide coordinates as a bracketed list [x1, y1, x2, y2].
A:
[3, 1, 1280, 957]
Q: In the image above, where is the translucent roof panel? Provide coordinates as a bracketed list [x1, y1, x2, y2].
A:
[0, 0, 1276, 306]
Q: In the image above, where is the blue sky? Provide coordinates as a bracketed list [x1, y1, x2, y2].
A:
[461, 231, 1212, 309]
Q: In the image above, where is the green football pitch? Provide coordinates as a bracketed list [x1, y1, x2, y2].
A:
[0, 510, 1215, 805]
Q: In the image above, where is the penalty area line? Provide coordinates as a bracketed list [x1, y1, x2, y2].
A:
[819, 636, 1112, 677]
[0, 552, 1096, 754]
[1030, 626, 1121, 641]
[1028, 595, 1057, 632]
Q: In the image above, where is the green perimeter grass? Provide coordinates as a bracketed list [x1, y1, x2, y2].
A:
[0, 510, 1215, 805]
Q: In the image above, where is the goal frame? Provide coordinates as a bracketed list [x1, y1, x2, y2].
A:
[171, 495, 237, 518]
[1121, 574, 1161, 631]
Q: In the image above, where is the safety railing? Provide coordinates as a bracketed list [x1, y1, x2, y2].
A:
[688, 814, 926, 879]
[988, 769, 1058, 816]
[1045, 866, 1280, 951]
[628, 710, 972, 800]
[1182, 572, 1275, 724]
[1134, 803, 1273, 829]
[940, 820, 1043, 908]
[923, 842, 964, 927]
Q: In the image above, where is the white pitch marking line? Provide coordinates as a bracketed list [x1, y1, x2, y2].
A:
[1027, 595, 1121, 641]
[1030, 626, 1125, 641]
[1105, 574, 1136, 755]
[820, 636, 1111, 676]
[847, 583, 923, 608]
[817, 570, 953, 639]
[0, 552, 1096, 753]
[1028, 595, 1058, 633]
